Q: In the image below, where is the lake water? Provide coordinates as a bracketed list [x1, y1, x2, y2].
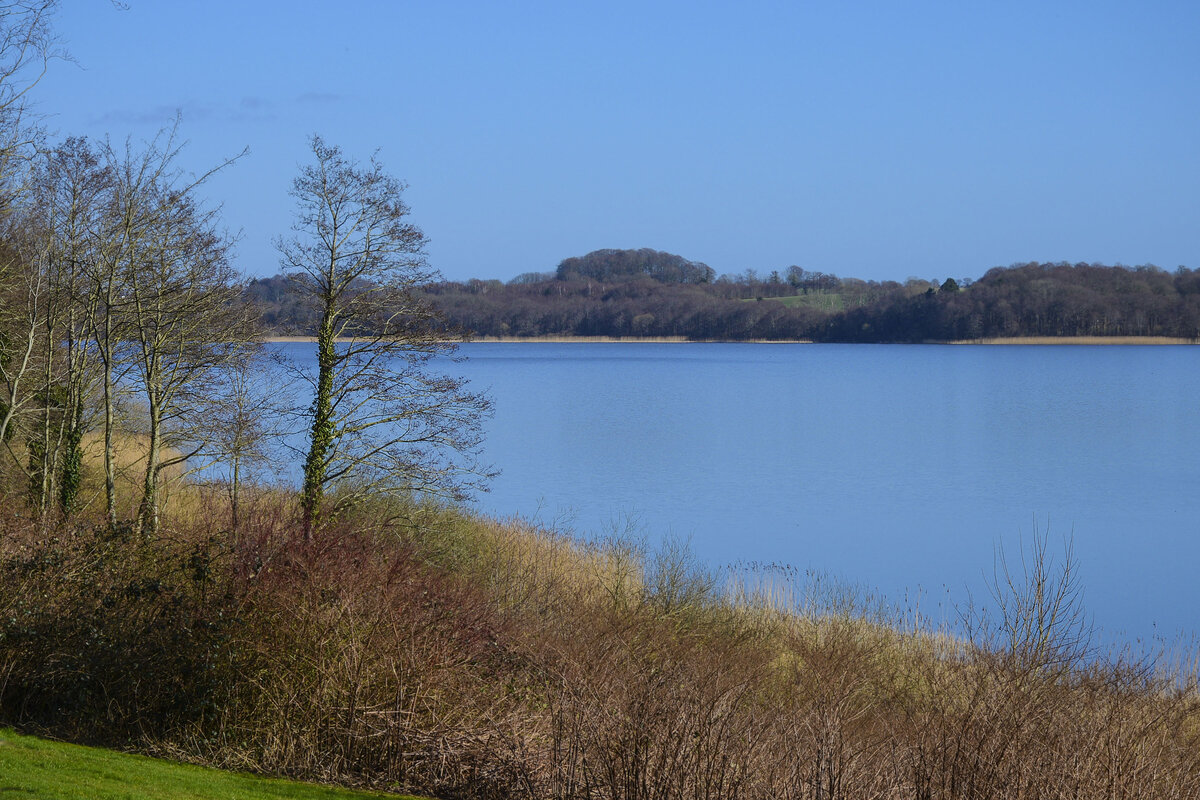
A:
[273, 342, 1200, 643]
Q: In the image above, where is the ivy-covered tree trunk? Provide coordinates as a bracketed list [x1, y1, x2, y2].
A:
[26, 431, 47, 510]
[299, 310, 336, 538]
[58, 405, 82, 514]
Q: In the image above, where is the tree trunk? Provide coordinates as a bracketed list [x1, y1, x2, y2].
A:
[300, 310, 336, 539]
[99, 302, 118, 528]
[137, 394, 161, 536]
[59, 403, 82, 515]
[102, 359, 116, 526]
[229, 455, 240, 537]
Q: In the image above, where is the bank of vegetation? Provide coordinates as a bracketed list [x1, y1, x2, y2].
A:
[4, 465, 1200, 799]
[432, 256, 1200, 342]
[249, 249, 1200, 343]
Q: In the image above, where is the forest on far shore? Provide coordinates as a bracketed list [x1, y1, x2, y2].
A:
[247, 249, 1200, 342]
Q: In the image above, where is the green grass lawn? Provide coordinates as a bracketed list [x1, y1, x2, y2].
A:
[0, 728, 430, 800]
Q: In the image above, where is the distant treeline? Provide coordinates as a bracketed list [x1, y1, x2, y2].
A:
[247, 248, 1200, 342]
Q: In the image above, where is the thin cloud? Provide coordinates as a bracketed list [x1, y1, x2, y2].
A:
[229, 95, 278, 123]
[295, 92, 342, 105]
[90, 97, 279, 127]
[239, 96, 274, 110]
[91, 104, 194, 126]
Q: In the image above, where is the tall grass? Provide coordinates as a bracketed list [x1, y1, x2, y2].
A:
[1, 486, 1198, 799]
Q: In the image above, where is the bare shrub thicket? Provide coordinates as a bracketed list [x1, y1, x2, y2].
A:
[2, 496, 1198, 799]
[215, 516, 522, 797]
[0, 512, 241, 740]
[519, 593, 776, 799]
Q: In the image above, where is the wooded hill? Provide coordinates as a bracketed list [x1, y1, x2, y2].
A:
[251, 251, 1200, 342]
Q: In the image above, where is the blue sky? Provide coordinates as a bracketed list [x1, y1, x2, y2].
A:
[33, 1, 1200, 283]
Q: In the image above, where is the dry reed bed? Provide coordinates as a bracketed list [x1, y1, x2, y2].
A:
[1, 489, 1198, 799]
[950, 335, 1199, 345]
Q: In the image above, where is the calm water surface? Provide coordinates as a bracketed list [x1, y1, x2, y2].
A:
[273, 342, 1200, 642]
[456, 342, 1199, 642]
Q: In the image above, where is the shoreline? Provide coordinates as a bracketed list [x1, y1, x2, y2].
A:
[261, 335, 807, 344]
[263, 334, 1198, 345]
[946, 335, 1198, 345]
[470, 335, 806, 343]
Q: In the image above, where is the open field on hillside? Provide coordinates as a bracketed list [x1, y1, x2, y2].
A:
[753, 293, 847, 311]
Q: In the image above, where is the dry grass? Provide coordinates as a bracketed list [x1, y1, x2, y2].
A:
[71, 430, 190, 516]
[949, 335, 1199, 345]
[468, 336, 810, 343]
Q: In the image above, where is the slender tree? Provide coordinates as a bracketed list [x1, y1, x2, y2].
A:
[201, 345, 293, 535]
[23, 137, 106, 514]
[278, 135, 491, 535]
[98, 130, 252, 535]
[0, 1, 60, 497]
[27, 126, 251, 532]
[0, 223, 47, 452]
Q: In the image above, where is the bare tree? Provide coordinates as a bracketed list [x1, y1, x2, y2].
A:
[200, 344, 293, 535]
[0, 221, 47, 454]
[85, 134, 169, 526]
[102, 131, 252, 535]
[277, 135, 491, 534]
[0, 2, 61, 498]
[986, 530, 1094, 676]
[21, 137, 106, 515]
[0, 1, 60, 185]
